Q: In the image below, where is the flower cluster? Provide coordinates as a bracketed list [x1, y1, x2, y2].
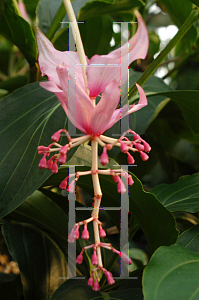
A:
[36, 7, 150, 291]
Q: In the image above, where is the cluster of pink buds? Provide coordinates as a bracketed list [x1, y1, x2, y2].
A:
[97, 129, 151, 167]
[37, 128, 150, 290]
[38, 129, 90, 175]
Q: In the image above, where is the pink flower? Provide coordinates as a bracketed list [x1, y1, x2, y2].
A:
[18, 2, 30, 23]
[36, 11, 148, 136]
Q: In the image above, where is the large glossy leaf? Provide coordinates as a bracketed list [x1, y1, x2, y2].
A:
[151, 173, 199, 213]
[0, 82, 77, 218]
[177, 224, 199, 252]
[159, 90, 199, 135]
[52, 15, 113, 58]
[49, 278, 143, 300]
[0, 0, 37, 66]
[4, 190, 68, 240]
[143, 244, 199, 300]
[78, 0, 144, 20]
[2, 220, 68, 300]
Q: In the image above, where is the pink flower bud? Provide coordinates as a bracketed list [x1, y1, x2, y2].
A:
[117, 179, 126, 194]
[99, 225, 106, 238]
[68, 228, 75, 243]
[140, 151, 149, 161]
[128, 175, 134, 186]
[91, 250, 98, 266]
[38, 154, 47, 169]
[59, 144, 68, 155]
[59, 179, 67, 190]
[93, 278, 99, 291]
[133, 142, 144, 151]
[120, 141, 128, 153]
[121, 252, 132, 265]
[58, 154, 67, 164]
[88, 276, 94, 286]
[106, 144, 112, 150]
[51, 129, 63, 142]
[127, 153, 135, 164]
[105, 271, 115, 285]
[76, 251, 83, 264]
[73, 225, 80, 239]
[38, 145, 46, 155]
[46, 156, 54, 170]
[51, 159, 58, 174]
[142, 140, 151, 152]
[81, 224, 89, 240]
[68, 179, 75, 193]
[112, 175, 120, 183]
[133, 133, 140, 141]
[100, 147, 109, 166]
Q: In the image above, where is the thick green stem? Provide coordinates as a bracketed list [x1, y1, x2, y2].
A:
[91, 140, 103, 269]
[45, 2, 66, 40]
[128, 8, 199, 100]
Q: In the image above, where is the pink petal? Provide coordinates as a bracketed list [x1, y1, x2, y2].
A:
[36, 27, 85, 89]
[18, 3, 30, 23]
[87, 11, 148, 97]
[56, 65, 94, 134]
[90, 80, 120, 135]
[39, 81, 69, 115]
[103, 83, 147, 131]
[39, 81, 62, 93]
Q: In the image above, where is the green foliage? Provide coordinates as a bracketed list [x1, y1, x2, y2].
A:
[151, 173, 199, 212]
[0, 0, 199, 299]
[143, 244, 199, 300]
[0, 0, 37, 66]
[0, 82, 76, 218]
[2, 220, 68, 300]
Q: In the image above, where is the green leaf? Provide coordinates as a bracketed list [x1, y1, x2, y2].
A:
[143, 244, 199, 300]
[4, 190, 68, 241]
[159, 0, 192, 27]
[158, 0, 197, 52]
[2, 220, 67, 300]
[52, 15, 113, 58]
[188, 0, 199, 6]
[134, 89, 199, 135]
[0, 82, 76, 218]
[162, 90, 199, 135]
[79, 15, 113, 58]
[49, 278, 143, 299]
[177, 224, 199, 252]
[36, 0, 89, 34]
[151, 173, 199, 213]
[106, 72, 173, 138]
[0, 0, 37, 66]
[78, 0, 144, 21]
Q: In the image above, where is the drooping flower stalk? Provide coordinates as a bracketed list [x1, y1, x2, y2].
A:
[62, 0, 88, 93]
[36, 0, 150, 291]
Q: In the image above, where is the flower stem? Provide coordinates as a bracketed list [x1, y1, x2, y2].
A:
[62, 0, 88, 89]
[91, 139, 103, 268]
[127, 8, 199, 100]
